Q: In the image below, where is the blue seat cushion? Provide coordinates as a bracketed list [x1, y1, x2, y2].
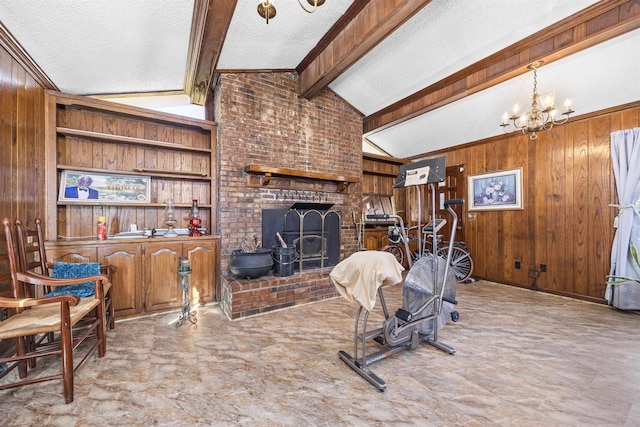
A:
[46, 262, 101, 298]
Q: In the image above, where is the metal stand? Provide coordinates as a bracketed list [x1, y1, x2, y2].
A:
[176, 262, 197, 327]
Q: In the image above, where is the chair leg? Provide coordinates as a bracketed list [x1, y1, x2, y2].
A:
[60, 315, 74, 404]
[107, 290, 115, 330]
[16, 336, 28, 378]
[26, 335, 37, 369]
[97, 300, 107, 357]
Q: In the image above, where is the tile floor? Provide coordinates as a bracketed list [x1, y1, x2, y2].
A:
[1, 279, 639, 426]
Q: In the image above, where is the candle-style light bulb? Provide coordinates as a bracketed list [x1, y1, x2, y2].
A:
[520, 114, 527, 125]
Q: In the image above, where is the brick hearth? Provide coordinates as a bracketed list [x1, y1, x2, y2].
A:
[221, 268, 339, 320]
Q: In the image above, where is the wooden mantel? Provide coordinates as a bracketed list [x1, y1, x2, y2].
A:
[244, 165, 359, 192]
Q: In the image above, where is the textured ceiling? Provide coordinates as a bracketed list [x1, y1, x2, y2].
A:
[0, 0, 638, 159]
[365, 29, 640, 158]
[0, 0, 194, 95]
[217, 1, 354, 70]
[329, 0, 599, 115]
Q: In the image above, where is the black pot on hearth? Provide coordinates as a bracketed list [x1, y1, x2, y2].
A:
[229, 248, 273, 279]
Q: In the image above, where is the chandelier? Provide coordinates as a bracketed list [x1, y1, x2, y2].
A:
[258, 0, 326, 24]
[500, 61, 574, 140]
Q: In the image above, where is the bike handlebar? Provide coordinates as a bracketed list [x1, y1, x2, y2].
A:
[443, 198, 464, 208]
[366, 214, 390, 220]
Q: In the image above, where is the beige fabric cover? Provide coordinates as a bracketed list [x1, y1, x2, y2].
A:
[330, 251, 404, 311]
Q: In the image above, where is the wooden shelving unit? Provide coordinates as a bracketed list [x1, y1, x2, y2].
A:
[44, 90, 218, 241]
[43, 91, 221, 317]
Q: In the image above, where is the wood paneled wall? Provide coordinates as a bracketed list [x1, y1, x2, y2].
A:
[0, 46, 46, 294]
[417, 103, 640, 302]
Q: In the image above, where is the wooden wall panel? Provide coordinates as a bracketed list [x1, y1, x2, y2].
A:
[0, 46, 46, 295]
[0, 49, 45, 227]
[416, 102, 640, 303]
[588, 115, 615, 297]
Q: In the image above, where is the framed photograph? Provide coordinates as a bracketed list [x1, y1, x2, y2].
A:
[468, 168, 523, 211]
[58, 170, 151, 204]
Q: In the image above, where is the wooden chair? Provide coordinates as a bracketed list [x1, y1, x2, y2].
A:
[14, 218, 116, 330]
[0, 218, 107, 403]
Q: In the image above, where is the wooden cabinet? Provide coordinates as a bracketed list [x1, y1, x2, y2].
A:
[143, 240, 218, 313]
[364, 227, 389, 250]
[46, 237, 219, 319]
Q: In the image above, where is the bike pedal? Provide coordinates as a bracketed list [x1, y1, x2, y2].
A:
[395, 308, 412, 322]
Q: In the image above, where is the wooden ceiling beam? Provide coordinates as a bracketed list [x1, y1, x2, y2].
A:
[184, 0, 237, 106]
[363, 0, 640, 135]
[297, 0, 432, 99]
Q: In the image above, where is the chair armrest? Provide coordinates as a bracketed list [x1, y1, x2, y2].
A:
[100, 264, 118, 274]
[99, 263, 118, 275]
[17, 271, 109, 290]
[46, 261, 117, 276]
[0, 293, 80, 309]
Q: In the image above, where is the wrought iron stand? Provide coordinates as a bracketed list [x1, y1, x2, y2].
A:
[176, 259, 197, 327]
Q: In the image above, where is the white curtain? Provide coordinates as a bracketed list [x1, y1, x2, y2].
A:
[607, 127, 640, 309]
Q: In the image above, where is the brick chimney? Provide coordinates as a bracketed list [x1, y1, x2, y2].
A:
[213, 72, 363, 319]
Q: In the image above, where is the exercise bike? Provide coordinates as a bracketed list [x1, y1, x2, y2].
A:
[336, 198, 463, 391]
[380, 216, 474, 283]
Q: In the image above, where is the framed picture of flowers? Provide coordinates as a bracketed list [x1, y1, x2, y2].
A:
[468, 168, 523, 211]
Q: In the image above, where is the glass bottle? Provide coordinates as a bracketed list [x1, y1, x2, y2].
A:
[97, 215, 107, 240]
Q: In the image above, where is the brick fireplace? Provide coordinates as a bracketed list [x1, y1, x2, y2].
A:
[213, 72, 363, 319]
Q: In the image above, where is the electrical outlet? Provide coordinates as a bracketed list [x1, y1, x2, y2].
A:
[515, 261, 521, 269]
[540, 264, 547, 272]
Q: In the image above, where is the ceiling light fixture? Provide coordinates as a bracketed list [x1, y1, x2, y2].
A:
[500, 61, 574, 140]
[258, 0, 325, 24]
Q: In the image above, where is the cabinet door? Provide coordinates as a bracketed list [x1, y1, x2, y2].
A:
[184, 240, 218, 305]
[98, 244, 142, 318]
[364, 234, 380, 250]
[145, 242, 182, 313]
[47, 247, 97, 264]
[364, 229, 387, 250]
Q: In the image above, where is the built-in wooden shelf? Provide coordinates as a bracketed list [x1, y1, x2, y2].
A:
[362, 167, 398, 177]
[57, 165, 212, 182]
[57, 127, 212, 154]
[245, 165, 359, 192]
[56, 201, 212, 208]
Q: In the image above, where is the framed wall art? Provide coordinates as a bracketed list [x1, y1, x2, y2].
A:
[468, 168, 523, 211]
[58, 170, 151, 204]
